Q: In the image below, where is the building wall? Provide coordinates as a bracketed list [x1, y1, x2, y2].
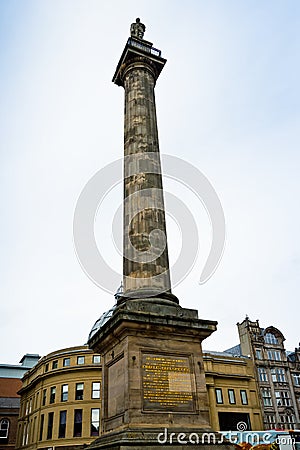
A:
[0, 379, 22, 450]
[0, 355, 40, 450]
[203, 351, 263, 432]
[228, 317, 300, 430]
[16, 346, 101, 450]
[287, 345, 300, 426]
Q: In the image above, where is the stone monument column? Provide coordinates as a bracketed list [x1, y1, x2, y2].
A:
[88, 19, 235, 449]
[114, 19, 175, 303]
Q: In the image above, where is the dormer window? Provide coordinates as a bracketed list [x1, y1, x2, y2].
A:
[265, 333, 278, 345]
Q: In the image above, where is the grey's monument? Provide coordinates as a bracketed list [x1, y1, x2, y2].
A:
[88, 19, 234, 449]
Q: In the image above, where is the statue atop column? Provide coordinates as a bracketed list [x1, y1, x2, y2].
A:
[130, 18, 145, 40]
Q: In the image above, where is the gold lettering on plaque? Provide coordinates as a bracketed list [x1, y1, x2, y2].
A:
[142, 354, 195, 412]
[169, 372, 192, 392]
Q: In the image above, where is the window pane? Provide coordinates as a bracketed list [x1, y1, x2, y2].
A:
[58, 411, 67, 438]
[76, 383, 84, 400]
[35, 392, 39, 409]
[91, 408, 100, 436]
[265, 333, 278, 344]
[293, 373, 300, 386]
[262, 388, 272, 406]
[39, 415, 44, 441]
[215, 388, 223, 404]
[92, 382, 101, 399]
[278, 369, 286, 382]
[22, 423, 28, 446]
[42, 389, 47, 406]
[73, 409, 82, 437]
[77, 356, 85, 365]
[259, 368, 268, 382]
[61, 384, 68, 402]
[240, 390, 248, 405]
[50, 387, 56, 404]
[63, 358, 70, 367]
[274, 351, 281, 361]
[0, 419, 9, 439]
[268, 415, 275, 423]
[52, 360, 58, 369]
[282, 391, 290, 406]
[228, 389, 235, 404]
[93, 355, 101, 364]
[256, 349, 262, 359]
[47, 412, 54, 440]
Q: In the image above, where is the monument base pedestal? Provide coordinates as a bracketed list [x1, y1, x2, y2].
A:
[88, 428, 236, 449]
[88, 300, 235, 450]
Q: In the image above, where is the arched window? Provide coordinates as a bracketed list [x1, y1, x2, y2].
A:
[0, 419, 9, 439]
[265, 333, 278, 345]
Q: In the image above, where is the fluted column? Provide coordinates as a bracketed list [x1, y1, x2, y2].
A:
[122, 61, 171, 298]
[113, 21, 178, 303]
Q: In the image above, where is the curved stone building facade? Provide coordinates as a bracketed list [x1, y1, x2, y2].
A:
[16, 346, 101, 450]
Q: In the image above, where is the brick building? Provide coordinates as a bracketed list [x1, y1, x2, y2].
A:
[0, 355, 40, 450]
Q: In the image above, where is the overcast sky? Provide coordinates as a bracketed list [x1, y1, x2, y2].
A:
[1, 0, 299, 364]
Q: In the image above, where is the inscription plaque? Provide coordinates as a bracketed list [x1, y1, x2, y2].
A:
[142, 353, 195, 412]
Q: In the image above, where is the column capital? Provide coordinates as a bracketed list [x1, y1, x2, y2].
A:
[112, 37, 166, 87]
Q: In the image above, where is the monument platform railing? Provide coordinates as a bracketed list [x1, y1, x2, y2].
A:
[127, 37, 162, 57]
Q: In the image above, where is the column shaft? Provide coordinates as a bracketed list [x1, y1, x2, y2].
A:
[122, 62, 171, 297]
